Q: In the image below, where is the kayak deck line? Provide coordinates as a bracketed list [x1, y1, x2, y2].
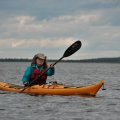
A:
[0, 82, 24, 89]
[0, 80, 104, 96]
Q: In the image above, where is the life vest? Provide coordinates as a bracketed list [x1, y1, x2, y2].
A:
[29, 66, 47, 85]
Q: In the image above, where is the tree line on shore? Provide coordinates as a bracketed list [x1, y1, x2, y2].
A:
[0, 57, 120, 63]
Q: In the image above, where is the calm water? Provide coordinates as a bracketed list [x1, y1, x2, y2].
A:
[0, 62, 120, 120]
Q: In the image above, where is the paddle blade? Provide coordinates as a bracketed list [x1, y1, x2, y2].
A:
[63, 40, 82, 57]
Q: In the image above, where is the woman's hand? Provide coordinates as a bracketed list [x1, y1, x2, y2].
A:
[23, 81, 29, 87]
[49, 64, 54, 68]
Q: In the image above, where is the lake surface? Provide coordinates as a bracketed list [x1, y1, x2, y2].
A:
[0, 62, 120, 120]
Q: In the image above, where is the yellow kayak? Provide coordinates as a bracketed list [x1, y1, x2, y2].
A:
[0, 80, 104, 96]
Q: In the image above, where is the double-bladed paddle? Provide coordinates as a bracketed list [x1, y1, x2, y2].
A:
[20, 40, 82, 93]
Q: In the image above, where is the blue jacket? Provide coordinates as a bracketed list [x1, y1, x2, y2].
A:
[22, 64, 55, 83]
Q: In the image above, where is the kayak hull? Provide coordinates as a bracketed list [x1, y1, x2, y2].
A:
[0, 80, 104, 96]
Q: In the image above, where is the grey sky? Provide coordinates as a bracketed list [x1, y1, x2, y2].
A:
[0, 0, 120, 59]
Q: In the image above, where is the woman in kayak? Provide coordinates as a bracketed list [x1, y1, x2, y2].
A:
[22, 53, 55, 86]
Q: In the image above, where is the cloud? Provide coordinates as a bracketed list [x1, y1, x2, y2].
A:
[14, 16, 35, 26]
[0, 0, 120, 59]
[11, 40, 25, 48]
[0, 38, 76, 49]
[0, 12, 100, 40]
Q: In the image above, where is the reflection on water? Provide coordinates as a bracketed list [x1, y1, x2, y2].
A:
[0, 62, 120, 120]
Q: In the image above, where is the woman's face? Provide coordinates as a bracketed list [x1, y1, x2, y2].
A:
[36, 58, 45, 66]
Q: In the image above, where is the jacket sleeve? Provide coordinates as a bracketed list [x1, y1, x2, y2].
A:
[47, 67, 55, 76]
[22, 66, 33, 83]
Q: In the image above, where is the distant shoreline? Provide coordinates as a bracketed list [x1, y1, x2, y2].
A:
[0, 57, 120, 63]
